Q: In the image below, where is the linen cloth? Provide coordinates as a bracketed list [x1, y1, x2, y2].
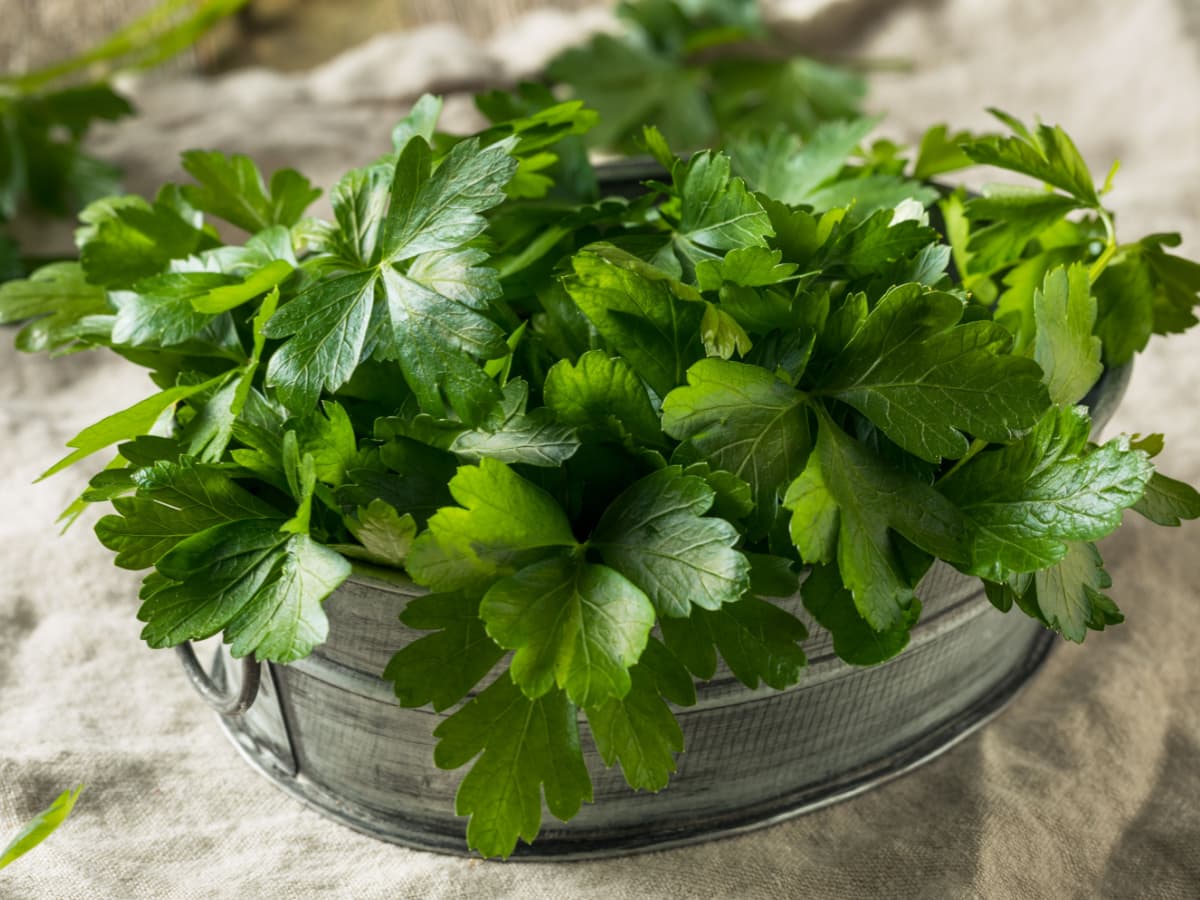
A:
[2, 1, 1199, 896]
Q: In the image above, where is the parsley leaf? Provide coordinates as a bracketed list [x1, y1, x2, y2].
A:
[140, 517, 350, 663]
[587, 663, 684, 791]
[941, 406, 1154, 578]
[784, 411, 969, 630]
[407, 458, 577, 593]
[544, 350, 664, 446]
[180, 150, 321, 233]
[480, 555, 655, 706]
[566, 244, 704, 398]
[592, 466, 750, 617]
[814, 283, 1049, 462]
[662, 358, 810, 533]
[433, 675, 591, 859]
[1033, 263, 1102, 405]
[800, 563, 918, 666]
[383, 591, 505, 711]
[0, 785, 84, 872]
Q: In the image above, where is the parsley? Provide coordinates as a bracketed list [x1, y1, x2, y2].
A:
[3, 69, 1198, 858]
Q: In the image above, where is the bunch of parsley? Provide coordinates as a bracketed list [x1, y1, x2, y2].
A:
[2, 88, 1199, 858]
[0, 0, 248, 281]
[546, 0, 865, 153]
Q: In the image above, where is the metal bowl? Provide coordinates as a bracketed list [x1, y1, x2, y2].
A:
[181, 365, 1132, 859]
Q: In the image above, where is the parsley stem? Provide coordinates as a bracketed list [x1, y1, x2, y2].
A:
[936, 438, 988, 485]
[1088, 208, 1118, 284]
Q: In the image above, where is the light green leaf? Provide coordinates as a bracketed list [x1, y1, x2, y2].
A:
[962, 109, 1102, 207]
[0, 785, 84, 871]
[963, 185, 1083, 275]
[1033, 263, 1102, 405]
[342, 499, 418, 567]
[434, 676, 592, 859]
[407, 459, 578, 592]
[41, 374, 225, 479]
[1132, 471, 1200, 526]
[180, 150, 321, 233]
[0, 262, 110, 353]
[544, 350, 663, 445]
[481, 555, 655, 706]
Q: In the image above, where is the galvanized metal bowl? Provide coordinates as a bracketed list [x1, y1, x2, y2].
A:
[178, 366, 1132, 859]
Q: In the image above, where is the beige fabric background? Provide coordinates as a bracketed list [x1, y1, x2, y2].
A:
[2, 1, 1199, 897]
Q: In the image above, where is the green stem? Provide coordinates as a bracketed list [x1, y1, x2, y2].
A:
[936, 438, 988, 485]
[1087, 208, 1118, 284]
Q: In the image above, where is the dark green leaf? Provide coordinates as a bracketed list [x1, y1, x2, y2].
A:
[587, 664, 684, 792]
[801, 563, 917, 666]
[816, 283, 1049, 462]
[592, 466, 750, 617]
[662, 359, 811, 533]
[384, 591, 505, 710]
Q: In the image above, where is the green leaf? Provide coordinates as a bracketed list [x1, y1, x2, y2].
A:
[342, 499, 418, 567]
[694, 246, 797, 291]
[0, 261, 110, 353]
[95, 459, 281, 569]
[963, 186, 1083, 275]
[384, 591, 505, 711]
[825, 208, 939, 279]
[941, 406, 1155, 578]
[391, 93, 443, 149]
[700, 302, 754, 359]
[662, 358, 811, 533]
[1033, 263, 1102, 405]
[184, 287, 279, 462]
[801, 563, 918, 666]
[587, 664, 684, 792]
[433, 676, 592, 858]
[189, 259, 293, 314]
[961, 109, 1101, 207]
[375, 253, 508, 426]
[41, 375, 225, 478]
[544, 350, 663, 445]
[407, 459, 578, 592]
[592, 466, 750, 617]
[78, 195, 216, 289]
[566, 244, 704, 398]
[110, 272, 228, 348]
[0, 785, 84, 871]
[448, 380, 581, 467]
[263, 270, 378, 410]
[225, 533, 350, 661]
[1131, 471, 1200, 526]
[816, 283, 1049, 462]
[1028, 541, 1121, 641]
[481, 555, 655, 706]
[730, 117, 877, 204]
[913, 124, 975, 180]
[1093, 251, 1155, 366]
[180, 150, 321, 233]
[140, 518, 350, 663]
[785, 412, 969, 630]
[667, 149, 773, 272]
[379, 135, 517, 264]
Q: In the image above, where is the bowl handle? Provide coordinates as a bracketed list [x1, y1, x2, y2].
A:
[176, 642, 261, 717]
